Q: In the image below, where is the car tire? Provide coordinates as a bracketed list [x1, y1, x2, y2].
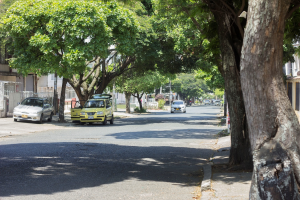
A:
[103, 116, 107, 125]
[39, 114, 43, 124]
[88, 122, 93, 125]
[14, 118, 17, 122]
[110, 115, 114, 124]
[80, 122, 85, 125]
[48, 113, 53, 122]
[171, 111, 174, 113]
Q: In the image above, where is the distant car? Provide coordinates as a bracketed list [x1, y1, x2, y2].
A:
[213, 100, 221, 106]
[171, 100, 186, 113]
[204, 100, 211, 105]
[13, 97, 54, 123]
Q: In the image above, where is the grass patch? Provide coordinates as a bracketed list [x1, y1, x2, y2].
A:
[218, 118, 226, 126]
[117, 104, 137, 110]
[117, 104, 126, 109]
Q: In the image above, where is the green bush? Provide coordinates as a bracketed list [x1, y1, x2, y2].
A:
[134, 107, 147, 113]
[158, 99, 165, 109]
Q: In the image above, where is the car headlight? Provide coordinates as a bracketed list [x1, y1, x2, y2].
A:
[97, 111, 103, 115]
[80, 112, 85, 115]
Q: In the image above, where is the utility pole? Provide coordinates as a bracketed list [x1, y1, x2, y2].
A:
[113, 82, 117, 111]
[53, 73, 58, 114]
[169, 80, 172, 109]
[112, 55, 117, 111]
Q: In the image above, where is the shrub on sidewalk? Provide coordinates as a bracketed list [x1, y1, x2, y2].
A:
[134, 107, 147, 113]
[158, 99, 165, 109]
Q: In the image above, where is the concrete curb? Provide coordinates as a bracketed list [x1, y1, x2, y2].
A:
[201, 163, 212, 192]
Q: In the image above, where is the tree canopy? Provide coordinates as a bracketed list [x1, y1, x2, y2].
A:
[1, 0, 138, 78]
[172, 73, 209, 101]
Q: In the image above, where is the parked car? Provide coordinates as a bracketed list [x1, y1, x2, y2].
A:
[76, 94, 114, 125]
[71, 101, 82, 123]
[204, 100, 211, 105]
[13, 97, 54, 123]
[213, 100, 221, 106]
[171, 100, 186, 113]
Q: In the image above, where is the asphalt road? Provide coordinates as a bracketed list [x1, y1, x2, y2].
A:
[0, 105, 224, 200]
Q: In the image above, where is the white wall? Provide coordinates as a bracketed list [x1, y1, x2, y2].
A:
[37, 75, 48, 87]
[47, 74, 63, 87]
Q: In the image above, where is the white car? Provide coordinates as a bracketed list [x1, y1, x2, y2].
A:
[213, 100, 221, 106]
[13, 97, 54, 123]
[171, 100, 186, 113]
[204, 100, 211, 105]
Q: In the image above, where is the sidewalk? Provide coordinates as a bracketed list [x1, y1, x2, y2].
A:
[201, 135, 252, 200]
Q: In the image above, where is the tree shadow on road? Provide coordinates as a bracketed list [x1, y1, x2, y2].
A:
[0, 142, 210, 197]
[106, 128, 220, 140]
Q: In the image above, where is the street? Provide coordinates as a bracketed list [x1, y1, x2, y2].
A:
[0, 105, 224, 200]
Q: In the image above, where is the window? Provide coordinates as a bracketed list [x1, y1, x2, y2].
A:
[172, 101, 184, 105]
[21, 99, 43, 107]
[0, 43, 9, 64]
[106, 100, 111, 108]
[83, 100, 104, 108]
[288, 82, 293, 106]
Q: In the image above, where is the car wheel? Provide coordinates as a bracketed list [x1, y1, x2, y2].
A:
[88, 122, 93, 125]
[48, 113, 53, 122]
[103, 116, 107, 125]
[80, 122, 85, 125]
[110, 115, 114, 124]
[39, 114, 43, 124]
[171, 111, 174, 113]
[14, 118, 17, 122]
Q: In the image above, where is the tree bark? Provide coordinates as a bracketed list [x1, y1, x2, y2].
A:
[132, 92, 144, 111]
[125, 91, 131, 113]
[240, 0, 300, 198]
[209, 2, 252, 167]
[59, 78, 67, 122]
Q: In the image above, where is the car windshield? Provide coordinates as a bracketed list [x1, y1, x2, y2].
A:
[173, 102, 184, 105]
[84, 100, 105, 108]
[21, 99, 43, 107]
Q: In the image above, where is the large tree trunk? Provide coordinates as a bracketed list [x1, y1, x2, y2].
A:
[241, 0, 300, 198]
[210, 3, 252, 167]
[125, 91, 131, 113]
[58, 78, 67, 122]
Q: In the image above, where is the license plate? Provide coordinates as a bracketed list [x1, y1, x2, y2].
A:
[22, 115, 28, 118]
[176, 108, 179, 110]
[88, 116, 94, 119]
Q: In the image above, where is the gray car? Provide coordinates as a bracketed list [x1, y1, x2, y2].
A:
[13, 97, 54, 123]
[171, 100, 186, 113]
[213, 100, 221, 106]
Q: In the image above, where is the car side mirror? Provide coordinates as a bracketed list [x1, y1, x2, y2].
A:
[79, 106, 83, 109]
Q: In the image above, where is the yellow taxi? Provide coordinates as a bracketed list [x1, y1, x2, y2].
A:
[76, 94, 113, 125]
[71, 101, 82, 123]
